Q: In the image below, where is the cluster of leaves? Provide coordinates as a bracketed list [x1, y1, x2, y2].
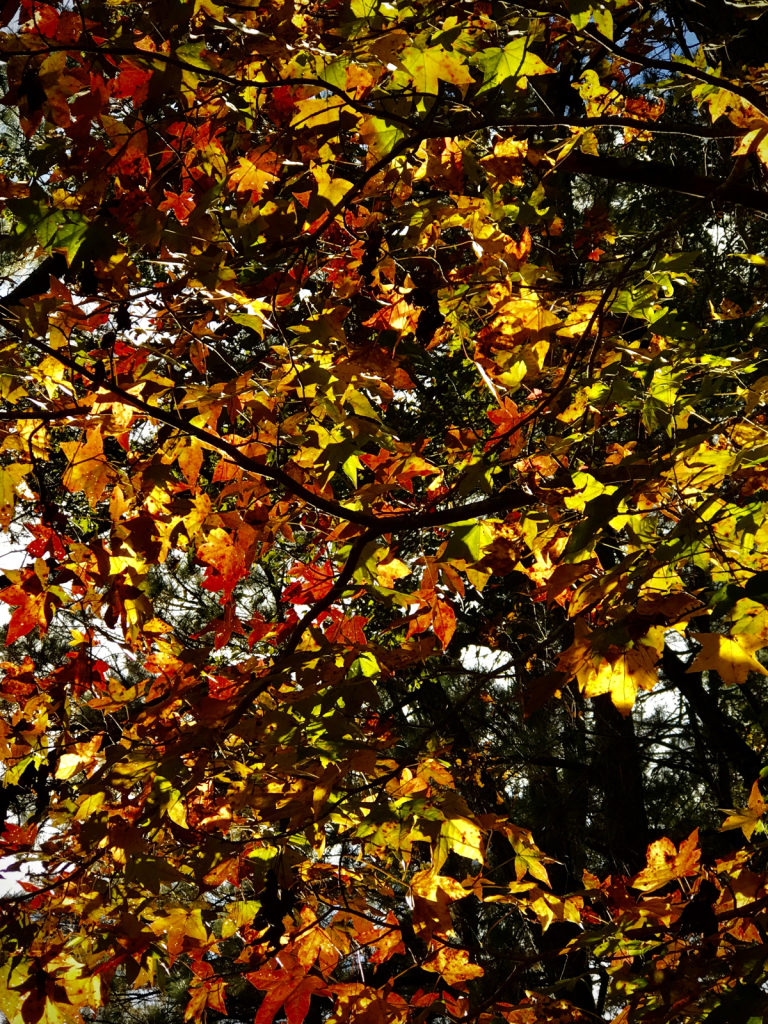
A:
[1, 1, 768, 1023]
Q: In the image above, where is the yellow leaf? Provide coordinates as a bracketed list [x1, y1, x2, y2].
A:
[61, 429, 112, 505]
[630, 829, 701, 892]
[559, 623, 661, 715]
[36, 355, 69, 399]
[0, 463, 33, 528]
[55, 736, 103, 780]
[411, 868, 468, 902]
[438, 814, 484, 867]
[527, 888, 582, 931]
[474, 38, 554, 94]
[359, 115, 406, 163]
[74, 791, 105, 821]
[423, 943, 484, 985]
[688, 632, 768, 686]
[221, 900, 262, 940]
[228, 146, 281, 200]
[179, 441, 204, 487]
[732, 119, 768, 168]
[720, 780, 766, 839]
[311, 162, 354, 208]
[375, 556, 411, 588]
[401, 45, 474, 98]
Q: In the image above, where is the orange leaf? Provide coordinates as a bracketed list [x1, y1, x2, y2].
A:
[432, 598, 456, 649]
[198, 527, 247, 601]
[423, 943, 484, 986]
[60, 429, 111, 505]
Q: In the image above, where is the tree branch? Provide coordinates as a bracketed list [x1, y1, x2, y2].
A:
[582, 27, 768, 120]
[3, 321, 534, 532]
[280, 529, 377, 658]
[561, 152, 768, 214]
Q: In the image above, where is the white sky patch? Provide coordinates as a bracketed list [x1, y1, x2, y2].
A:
[460, 643, 513, 678]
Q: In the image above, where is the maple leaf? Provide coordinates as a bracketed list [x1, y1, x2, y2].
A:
[185, 977, 227, 1023]
[423, 943, 484, 986]
[198, 527, 248, 601]
[630, 830, 701, 892]
[4, 5, 768, 1024]
[158, 190, 197, 225]
[720, 780, 766, 839]
[401, 45, 475, 98]
[229, 146, 281, 202]
[472, 38, 554, 93]
[310, 163, 353, 210]
[60, 429, 112, 505]
[247, 960, 326, 1024]
[0, 463, 33, 527]
[558, 623, 662, 715]
[148, 907, 208, 966]
[359, 115, 406, 163]
[0, 571, 61, 645]
[54, 736, 102, 780]
[687, 632, 768, 685]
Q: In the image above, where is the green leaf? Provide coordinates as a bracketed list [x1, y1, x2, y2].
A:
[36, 210, 91, 263]
[441, 521, 499, 564]
[472, 38, 553, 93]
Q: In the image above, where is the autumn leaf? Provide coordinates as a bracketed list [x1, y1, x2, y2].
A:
[687, 632, 768, 686]
[310, 163, 354, 210]
[54, 736, 102, 780]
[0, 463, 33, 527]
[720, 780, 766, 839]
[0, 571, 61, 645]
[423, 943, 484, 986]
[630, 830, 701, 892]
[2, 5, 768, 1024]
[60, 429, 112, 505]
[401, 45, 474, 98]
[247, 960, 326, 1024]
[432, 597, 456, 649]
[472, 38, 554, 93]
[198, 527, 248, 601]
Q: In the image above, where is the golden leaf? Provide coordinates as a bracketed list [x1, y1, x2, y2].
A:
[631, 829, 701, 892]
[688, 632, 768, 686]
[720, 780, 766, 839]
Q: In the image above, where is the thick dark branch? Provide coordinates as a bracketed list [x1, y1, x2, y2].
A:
[0, 406, 90, 421]
[561, 152, 768, 215]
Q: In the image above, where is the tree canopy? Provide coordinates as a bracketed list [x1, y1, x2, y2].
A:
[2, 1, 768, 1022]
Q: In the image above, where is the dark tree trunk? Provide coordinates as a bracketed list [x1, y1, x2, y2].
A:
[591, 694, 650, 875]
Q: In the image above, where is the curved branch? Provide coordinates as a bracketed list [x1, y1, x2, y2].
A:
[4, 327, 533, 532]
[582, 27, 768, 120]
[439, 114, 751, 140]
[0, 46, 418, 129]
